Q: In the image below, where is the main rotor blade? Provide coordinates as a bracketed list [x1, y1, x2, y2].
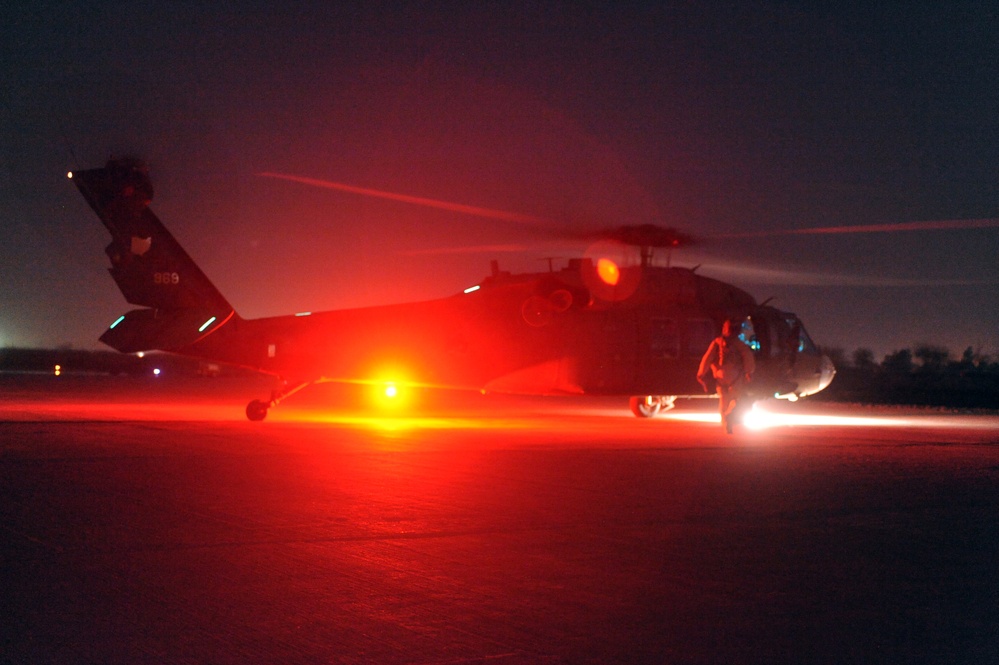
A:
[259, 172, 555, 226]
[713, 218, 999, 238]
[397, 243, 534, 256]
[693, 258, 998, 287]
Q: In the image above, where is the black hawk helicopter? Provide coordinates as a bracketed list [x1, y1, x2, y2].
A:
[69, 158, 835, 420]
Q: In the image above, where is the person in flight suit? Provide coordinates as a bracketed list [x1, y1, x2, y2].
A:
[698, 319, 756, 434]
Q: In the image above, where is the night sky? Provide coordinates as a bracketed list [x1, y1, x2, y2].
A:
[3, 2, 997, 359]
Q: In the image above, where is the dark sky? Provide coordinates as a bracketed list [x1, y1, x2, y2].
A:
[2, 1, 997, 359]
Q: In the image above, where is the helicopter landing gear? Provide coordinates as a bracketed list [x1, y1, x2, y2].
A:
[245, 380, 315, 421]
[246, 399, 269, 421]
[629, 395, 676, 418]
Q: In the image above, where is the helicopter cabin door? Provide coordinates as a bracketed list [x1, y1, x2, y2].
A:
[635, 313, 714, 393]
[577, 309, 640, 393]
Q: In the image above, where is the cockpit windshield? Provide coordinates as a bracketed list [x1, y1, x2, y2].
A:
[744, 311, 819, 358]
[788, 315, 818, 354]
[737, 318, 760, 352]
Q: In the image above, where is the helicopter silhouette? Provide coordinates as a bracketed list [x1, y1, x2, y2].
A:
[70, 158, 836, 420]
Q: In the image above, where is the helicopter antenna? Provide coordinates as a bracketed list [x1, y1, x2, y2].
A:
[594, 225, 694, 268]
[640, 245, 654, 268]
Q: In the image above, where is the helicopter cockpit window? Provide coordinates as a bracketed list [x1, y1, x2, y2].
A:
[788, 316, 818, 354]
[737, 318, 761, 352]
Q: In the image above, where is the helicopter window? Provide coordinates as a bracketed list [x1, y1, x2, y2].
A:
[649, 318, 679, 359]
[685, 319, 715, 356]
[788, 317, 818, 354]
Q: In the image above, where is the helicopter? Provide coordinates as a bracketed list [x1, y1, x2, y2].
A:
[69, 158, 835, 420]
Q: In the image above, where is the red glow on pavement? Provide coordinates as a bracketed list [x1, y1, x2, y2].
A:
[0, 401, 247, 422]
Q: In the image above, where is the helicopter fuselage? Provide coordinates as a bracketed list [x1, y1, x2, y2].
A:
[73, 159, 835, 420]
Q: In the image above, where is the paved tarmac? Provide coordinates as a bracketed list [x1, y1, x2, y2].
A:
[2, 375, 998, 663]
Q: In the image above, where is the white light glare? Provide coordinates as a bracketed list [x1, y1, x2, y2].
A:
[664, 403, 990, 431]
[744, 406, 777, 431]
[664, 412, 721, 424]
[743, 404, 913, 430]
[464, 285, 481, 294]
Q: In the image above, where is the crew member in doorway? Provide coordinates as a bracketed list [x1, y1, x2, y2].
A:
[698, 319, 756, 434]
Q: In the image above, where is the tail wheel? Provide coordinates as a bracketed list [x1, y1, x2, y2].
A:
[246, 399, 269, 421]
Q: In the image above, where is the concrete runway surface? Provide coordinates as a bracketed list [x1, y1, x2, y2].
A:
[2, 374, 998, 663]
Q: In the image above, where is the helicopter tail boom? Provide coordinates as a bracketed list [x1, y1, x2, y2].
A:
[70, 160, 237, 353]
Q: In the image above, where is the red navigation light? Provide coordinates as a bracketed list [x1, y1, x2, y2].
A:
[597, 258, 620, 285]
[366, 366, 413, 412]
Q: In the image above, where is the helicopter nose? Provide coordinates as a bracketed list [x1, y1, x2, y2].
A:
[817, 354, 837, 392]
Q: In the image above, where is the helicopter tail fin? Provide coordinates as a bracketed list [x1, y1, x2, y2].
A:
[70, 159, 237, 353]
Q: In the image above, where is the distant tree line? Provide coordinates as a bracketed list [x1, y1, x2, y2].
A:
[0, 347, 147, 375]
[816, 344, 999, 409]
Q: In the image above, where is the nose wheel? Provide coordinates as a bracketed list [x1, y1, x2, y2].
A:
[629, 395, 676, 418]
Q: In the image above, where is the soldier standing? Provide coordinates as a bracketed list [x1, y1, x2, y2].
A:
[698, 319, 756, 433]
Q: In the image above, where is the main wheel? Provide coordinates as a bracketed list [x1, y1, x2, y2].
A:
[629, 395, 663, 418]
[246, 399, 269, 421]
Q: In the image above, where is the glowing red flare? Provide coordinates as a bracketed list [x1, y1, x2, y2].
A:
[597, 258, 620, 285]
